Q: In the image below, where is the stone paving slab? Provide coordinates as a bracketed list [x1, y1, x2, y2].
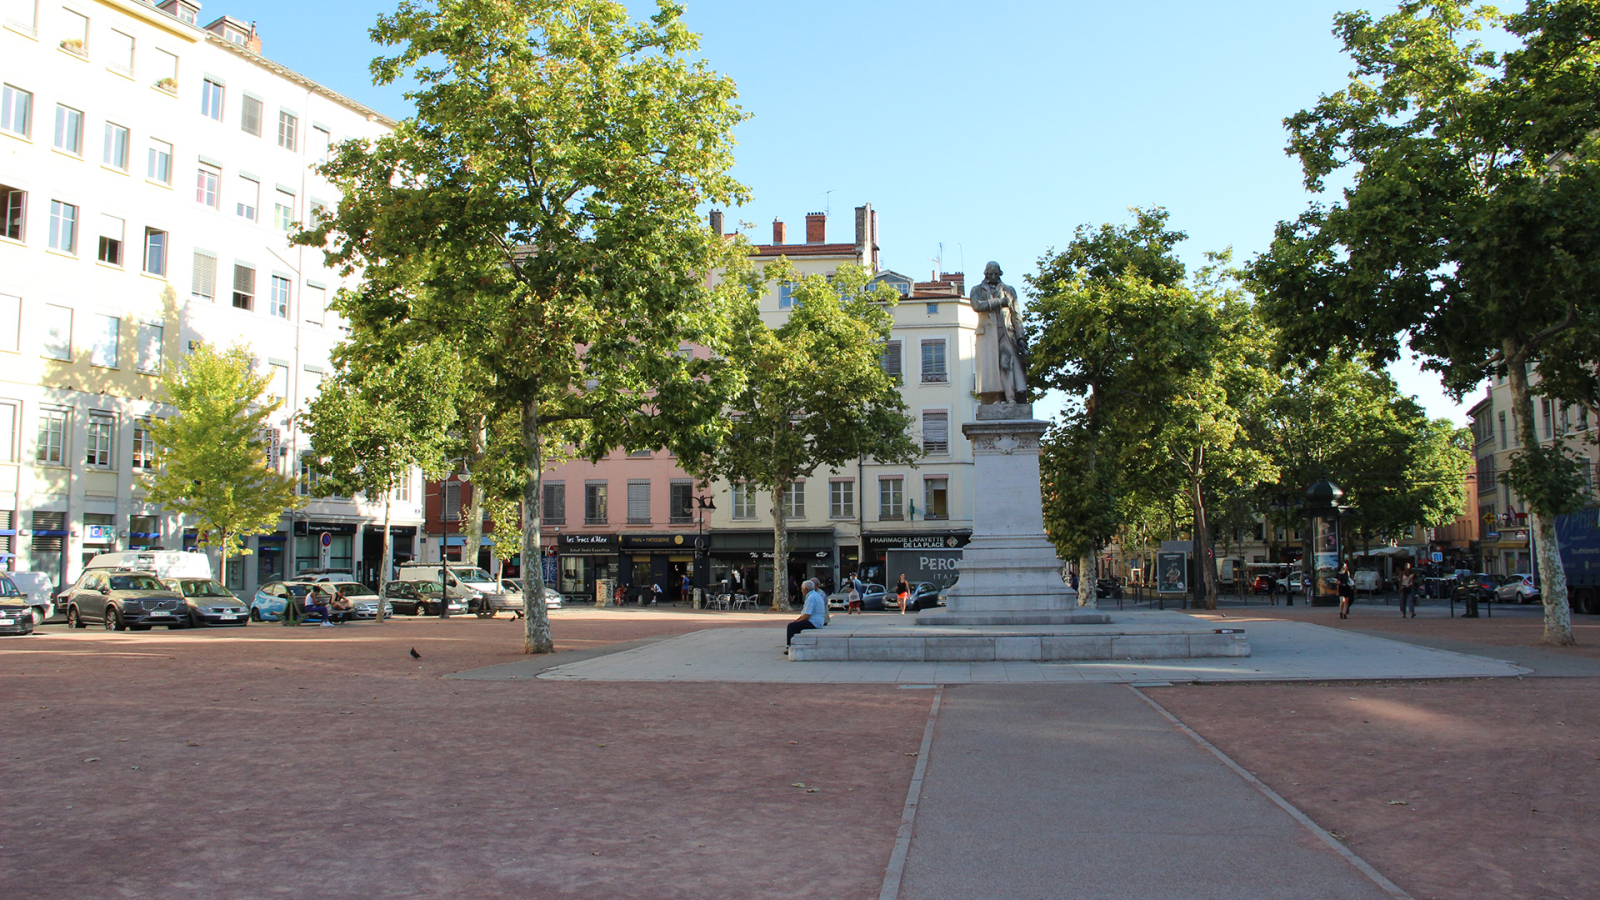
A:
[896, 684, 1399, 900]
[523, 614, 1531, 684]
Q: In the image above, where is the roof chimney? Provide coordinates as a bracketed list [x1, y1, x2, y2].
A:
[805, 211, 826, 244]
[772, 218, 786, 244]
[855, 204, 870, 247]
[246, 21, 261, 54]
[709, 209, 724, 237]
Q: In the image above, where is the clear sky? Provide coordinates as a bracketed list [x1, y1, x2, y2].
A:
[242, 0, 1474, 425]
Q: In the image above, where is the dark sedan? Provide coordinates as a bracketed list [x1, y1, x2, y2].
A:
[381, 581, 465, 616]
[0, 575, 35, 635]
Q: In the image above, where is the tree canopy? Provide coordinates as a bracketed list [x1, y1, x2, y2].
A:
[144, 342, 300, 586]
[297, 0, 751, 652]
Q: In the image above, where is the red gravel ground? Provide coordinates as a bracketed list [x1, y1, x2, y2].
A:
[1, 610, 929, 900]
[1151, 608, 1600, 900]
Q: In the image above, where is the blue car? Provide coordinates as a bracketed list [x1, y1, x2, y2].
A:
[251, 580, 316, 621]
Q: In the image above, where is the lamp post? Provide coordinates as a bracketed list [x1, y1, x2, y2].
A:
[1303, 479, 1351, 608]
[693, 494, 715, 608]
[437, 458, 472, 619]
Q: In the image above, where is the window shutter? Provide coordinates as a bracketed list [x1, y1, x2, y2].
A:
[241, 95, 262, 136]
[923, 411, 949, 454]
[444, 481, 461, 521]
[921, 340, 947, 382]
[627, 481, 651, 523]
[192, 251, 216, 300]
[882, 340, 902, 379]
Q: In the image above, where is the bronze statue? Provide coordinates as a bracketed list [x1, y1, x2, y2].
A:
[970, 261, 1027, 404]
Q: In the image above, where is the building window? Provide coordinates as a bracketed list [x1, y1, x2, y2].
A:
[232, 264, 255, 310]
[731, 482, 755, 519]
[542, 481, 565, 526]
[312, 125, 331, 162]
[143, 228, 167, 276]
[98, 214, 124, 265]
[196, 164, 219, 208]
[240, 94, 262, 136]
[103, 123, 130, 170]
[922, 410, 949, 455]
[881, 339, 902, 382]
[1498, 411, 1508, 449]
[393, 470, 412, 502]
[36, 409, 66, 464]
[268, 275, 290, 318]
[1541, 398, 1553, 440]
[879, 477, 903, 521]
[627, 448, 651, 459]
[442, 480, 461, 521]
[304, 284, 325, 325]
[1, 183, 23, 240]
[201, 78, 224, 120]
[136, 321, 162, 374]
[829, 480, 854, 519]
[920, 339, 947, 383]
[133, 419, 155, 470]
[154, 48, 178, 90]
[669, 481, 693, 525]
[1, 84, 32, 137]
[0, 293, 17, 351]
[235, 176, 258, 220]
[778, 282, 795, 309]
[782, 481, 805, 519]
[90, 314, 119, 368]
[273, 190, 295, 231]
[627, 479, 651, 524]
[1579, 407, 1591, 432]
[53, 104, 83, 154]
[0, 401, 16, 461]
[61, 9, 88, 53]
[48, 200, 77, 253]
[147, 139, 172, 183]
[86, 414, 115, 468]
[923, 477, 949, 520]
[278, 110, 297, 151]
[42, 304, 71, 360]
[192, 250, 217, 301]
[584, 481, 608, 525]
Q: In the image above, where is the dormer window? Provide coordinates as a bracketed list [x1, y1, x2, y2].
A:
[224, 27, 246, 45]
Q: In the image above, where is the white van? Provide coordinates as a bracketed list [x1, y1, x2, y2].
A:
[9, 571, 57, 624]
[85, 550, 214, 581]
[396, 561, 511, 614]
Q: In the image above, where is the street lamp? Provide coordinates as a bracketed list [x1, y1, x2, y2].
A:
[1303, 479, 1351, 608]
[436, 458, 473, 619]
[693, 494, 715, 607]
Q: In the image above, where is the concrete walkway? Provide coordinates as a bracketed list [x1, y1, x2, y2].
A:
[521, 614, 1529, 684]
[893, 684, 1402, 900]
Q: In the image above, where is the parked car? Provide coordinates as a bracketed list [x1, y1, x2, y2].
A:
[289, 568, 358, 583]
[62, 570, 190, 630]
[502, 579, 560, 611]
[251, 581, 318, 621]
[8, 571, 56, 625]
[1495, 573, 1540, 604]
[381, 580, 465, 616]
[825, 581, 941, 611]
[0, 574, 36, 635]
[167, 578, 249, 626]
[1095, 578, 1123, 600]
[827, 582, 884, 610]
[320, 582, 390, 619]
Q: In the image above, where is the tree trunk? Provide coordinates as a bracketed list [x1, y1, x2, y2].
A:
[378, 497, 392, 624]
[1079, 550, 1095, 607]
[217, 531, 229, 588]
[1189, 457, 1217, 610]
[464, 413, 487, 576]
[771, 482, 790, 612]
[521, 395, 552, 654]
[1505, 351, 1575, 645]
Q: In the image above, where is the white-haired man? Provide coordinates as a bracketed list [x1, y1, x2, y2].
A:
[786, 579, 829, 650]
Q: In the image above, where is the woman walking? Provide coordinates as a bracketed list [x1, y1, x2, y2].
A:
[1398, 564, 1416, 618]
[894, 574, 911, 615]
[1337, 564, 1355, 619]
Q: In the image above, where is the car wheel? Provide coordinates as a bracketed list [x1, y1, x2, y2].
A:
[249, 607, 262, 621]
[411, 603, 423, 616]
[67, 606, 84, 629]
[32, 607, 49, 627]
[105, 607, 125, 631]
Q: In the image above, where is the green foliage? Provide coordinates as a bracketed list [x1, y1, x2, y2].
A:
[301, 338, 465, 501]
[685, 262, 918, 609]
[1502, 443, 1594, 520]
[295, 0, 749, 652]
[144, 343, 300, 581]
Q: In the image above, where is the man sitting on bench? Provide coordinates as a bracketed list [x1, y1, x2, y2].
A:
[786, 579, 828, 650]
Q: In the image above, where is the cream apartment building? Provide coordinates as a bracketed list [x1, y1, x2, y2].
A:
[0, 0, 413, 596]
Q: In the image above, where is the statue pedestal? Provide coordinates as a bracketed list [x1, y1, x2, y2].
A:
[917, 404, 1109, 627]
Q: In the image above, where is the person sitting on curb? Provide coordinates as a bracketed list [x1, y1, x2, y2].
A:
[305, 587, 332, 627]
[786, 579, 829, 650]
[329, 586, 353, 625]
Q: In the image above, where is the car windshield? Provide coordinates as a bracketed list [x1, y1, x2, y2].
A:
[450, 568, 493, 582]
[283, 583, 314, 597]
[503, 580, 521, 592]
[110, 574, 167, 591]
[330, 582, 377, 597]
[180, 580, 234, 598]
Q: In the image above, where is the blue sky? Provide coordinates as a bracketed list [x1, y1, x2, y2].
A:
[246, 0, 1474, 424]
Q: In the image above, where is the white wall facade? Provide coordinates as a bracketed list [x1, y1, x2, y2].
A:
[0, 0, 417, 595]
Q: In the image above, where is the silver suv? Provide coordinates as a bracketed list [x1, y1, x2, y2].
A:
[63, 570, 190, 631]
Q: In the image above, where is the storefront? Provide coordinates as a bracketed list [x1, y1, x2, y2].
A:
[361, 524, 417, 585]
[556, 533, 618, 603]
[619, 533, 698, 603]
[708, 529, 835, 602]
[293, 521, 357, 575]
[862, 531, 971, 590]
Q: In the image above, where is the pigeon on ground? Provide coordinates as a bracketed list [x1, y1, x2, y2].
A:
[409, 647, 421, 660]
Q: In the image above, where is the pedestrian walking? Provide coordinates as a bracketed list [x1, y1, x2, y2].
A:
[894, 574, 910, 615]
[846, 581, 862, 614]
[1399, 564, 1416, 618]
[650, 581, 662, 606]
[1337, 564, 1355, 619]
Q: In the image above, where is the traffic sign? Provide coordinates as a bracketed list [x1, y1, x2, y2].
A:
[319, 531, 332, 548]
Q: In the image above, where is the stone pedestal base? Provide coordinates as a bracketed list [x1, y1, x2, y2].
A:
[788, 613, 1250, 661]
